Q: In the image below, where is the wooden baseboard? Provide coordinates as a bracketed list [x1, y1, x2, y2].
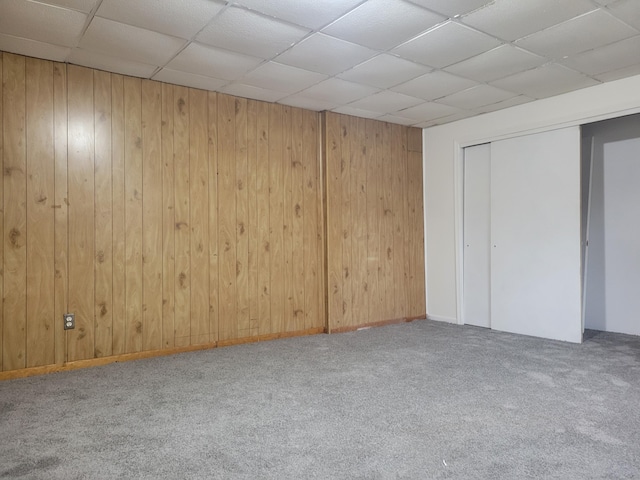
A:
[330, 314, 427, 334]
[0, 327, 326, 382]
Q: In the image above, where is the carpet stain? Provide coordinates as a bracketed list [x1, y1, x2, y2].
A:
[1, 457, 61, 478]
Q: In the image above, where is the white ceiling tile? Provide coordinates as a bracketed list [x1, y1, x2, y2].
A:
[415, 111, 476, 127]
[394, 101, 462, 121]
[197, 7, 310, 59]
[0, 0, 87, 47]
[474, 95, 535, 114]
[338, 54, 431, 89]
[406, 0, 491, 17]
[462, 0, 596, 41]
[376, 114, 418, 126]
[96, 0, 225, 40]
[274, 33, 377, 76]
[0, 33, 70, 62]
[331, 106, 383, 120]
[68, 48, 158, 77]
[592, 0, 618, 4]
[445, 45, 547, 82]
[37, 0, 98, 13]
[391, 70, 478, 100]
[294, 78, 379, 105]
[490, 64, 600, 99]
[393, 21, 501, 68]
[561, 36, 640, 75]
[608, 0, 640, 30]
[166, 43, 263, 81]
[80, 17, 185, 66]
[219, 84, 287, 103]
[348, 90, 424, 113]
[516, 10, 638, 59]
[234, 0, 364, 29]
[278, 95, 339, 112]
[436, 84, 516, 109]
[237, 62, 327, 94]
[152, 68, 228, 91]
[593, 63, 640, 82]
[322, 0, 445, 50]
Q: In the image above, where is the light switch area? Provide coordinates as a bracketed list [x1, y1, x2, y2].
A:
[64, 313, 75, 330]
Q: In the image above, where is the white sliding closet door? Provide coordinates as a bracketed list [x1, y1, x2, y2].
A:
[490, 127, 582, 343]
[463, 144, 491, 328]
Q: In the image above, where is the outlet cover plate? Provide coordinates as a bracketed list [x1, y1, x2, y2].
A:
[64, 313, 75, 330]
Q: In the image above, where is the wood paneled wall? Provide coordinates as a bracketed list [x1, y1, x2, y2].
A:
[0, 53, 325, 372]
[324, 112, 425, 332]
[0, 52, 426, 376]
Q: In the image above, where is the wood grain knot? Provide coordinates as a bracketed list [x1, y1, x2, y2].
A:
[9, 228, 21, 247]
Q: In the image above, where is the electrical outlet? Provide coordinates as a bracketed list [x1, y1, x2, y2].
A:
[64, 313, 75, 330]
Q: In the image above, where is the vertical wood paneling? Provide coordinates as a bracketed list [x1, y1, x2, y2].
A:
[161, 83, 175, 348]
[173, 85, 190, 347]
[67, 65, 95, 362]
[2, 53, 330, 374]
[189, 88, 209, 345]
[324, 112, 425, 331]
[268, 104, 284, 334]
[392, 124, 407, 319]
[124, 77, 143, 353]
[218, 94, 236, 341]
[111, 74, 126, 355]
[353, 117, 368, 324]
[93, 70, 113, 358]
[207, 92, 218, 342]
[256, 101, 270, 335]
[291, 107, 305, 332]
[53, 62, 67, 366]
[283, 107, 294, 332]
[247, 100, 259, 337]
[365, 119, 380, 323]
[304, 110, 322, 330]
[0, 53, 3, 370]
[235, 97, 249, 338]
[340, 115, 352, 329]
[142, 80, 163, 351]
[25, 58, 55, 368]
[324, 112, 342, 332]
[380, 122, 394, 320]
[3, 53, 27, 370]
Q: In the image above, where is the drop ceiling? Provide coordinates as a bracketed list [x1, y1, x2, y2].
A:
[1, 0, 639, 127]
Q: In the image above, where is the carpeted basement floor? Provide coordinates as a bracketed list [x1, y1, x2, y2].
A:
[1, 320, 639, 479]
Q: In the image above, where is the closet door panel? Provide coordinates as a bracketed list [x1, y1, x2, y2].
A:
[490, 127, 582, 343]
[463, 143, 491, 328]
